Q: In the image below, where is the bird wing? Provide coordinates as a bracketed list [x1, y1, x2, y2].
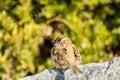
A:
[72, 44, 81, 64]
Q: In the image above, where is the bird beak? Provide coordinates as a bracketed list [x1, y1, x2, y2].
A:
[52, 40, 55, 44]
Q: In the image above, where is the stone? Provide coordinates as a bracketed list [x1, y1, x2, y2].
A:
[19, 57, 120, 80]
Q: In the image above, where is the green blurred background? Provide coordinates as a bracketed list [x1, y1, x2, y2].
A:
[0, 0, 120, 79]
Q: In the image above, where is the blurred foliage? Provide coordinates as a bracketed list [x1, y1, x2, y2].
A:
[0, 0, 120, 79]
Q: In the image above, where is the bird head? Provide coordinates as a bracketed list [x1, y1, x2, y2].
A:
[52, 35, 68, 45]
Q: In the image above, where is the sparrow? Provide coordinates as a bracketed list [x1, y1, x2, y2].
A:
[51, 35, 82, 73]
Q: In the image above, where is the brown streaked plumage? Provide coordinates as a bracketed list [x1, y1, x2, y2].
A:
[51, 35, 82, 73]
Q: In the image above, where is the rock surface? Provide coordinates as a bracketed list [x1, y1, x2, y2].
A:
[19, 57, 120, 80]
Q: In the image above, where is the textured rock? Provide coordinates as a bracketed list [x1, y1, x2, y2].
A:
[19, 57, 120, 80]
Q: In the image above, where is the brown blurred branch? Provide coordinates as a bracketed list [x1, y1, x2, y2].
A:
[46, 17, 73, 30]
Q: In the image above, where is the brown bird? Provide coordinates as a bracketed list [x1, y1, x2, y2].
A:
[51, 35, 82, 73]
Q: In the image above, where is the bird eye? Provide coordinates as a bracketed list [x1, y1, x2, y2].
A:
[58, 39, 61, 42]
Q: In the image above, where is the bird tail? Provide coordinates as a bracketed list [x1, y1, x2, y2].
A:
[71, 65, 82, 73]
